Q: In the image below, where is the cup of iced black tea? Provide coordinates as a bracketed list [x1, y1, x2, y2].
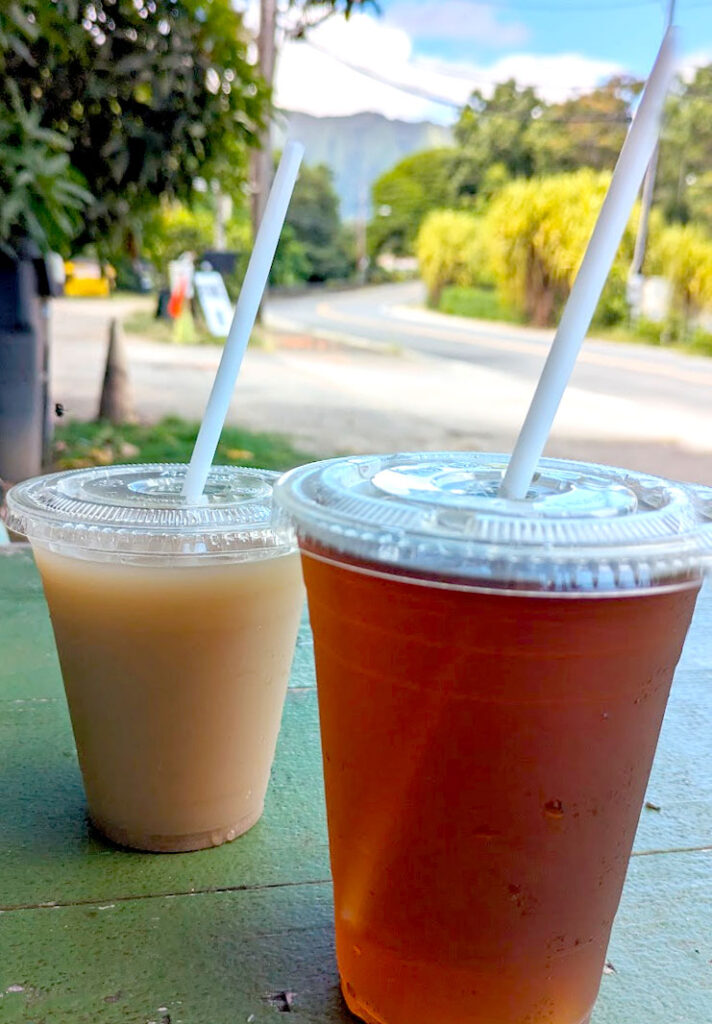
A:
[275, 452, 711, 1024]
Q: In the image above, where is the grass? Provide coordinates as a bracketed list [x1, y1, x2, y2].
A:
[123, 311, 274, 350]
[594, 320, 712, 357]
[123, 311, 220, 346]
[437, 285, 526, 324]
[437, 286, 712, 357]
[52, 417, 320, 472]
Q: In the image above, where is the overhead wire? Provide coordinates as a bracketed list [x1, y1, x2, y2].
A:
[304, 39, 640, 118]
[446, 0, 709, 11]
[292, 0, 711, 115]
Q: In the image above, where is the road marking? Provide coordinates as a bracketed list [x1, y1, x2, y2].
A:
[315, 301, 712, 390]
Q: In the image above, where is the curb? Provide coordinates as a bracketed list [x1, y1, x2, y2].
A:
[264, 313, 408, 359]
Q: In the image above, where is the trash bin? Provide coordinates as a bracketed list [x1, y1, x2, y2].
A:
[0, 245, 55, 484]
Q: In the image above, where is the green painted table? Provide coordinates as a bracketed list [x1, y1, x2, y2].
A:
[1, 546, 710, 1024]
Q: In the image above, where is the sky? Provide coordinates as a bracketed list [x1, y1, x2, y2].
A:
[242, 0, 712, 123]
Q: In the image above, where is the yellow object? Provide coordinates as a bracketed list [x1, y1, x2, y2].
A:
[223, 449, 255, 462]
[64, 277, 111, 297]
[64, 259, 115, 298]
[173, 307, 196, 344]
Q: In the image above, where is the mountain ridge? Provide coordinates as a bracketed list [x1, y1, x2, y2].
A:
[273, 110, 453, 220]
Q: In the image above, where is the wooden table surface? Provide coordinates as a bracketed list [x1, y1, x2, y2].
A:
[1, 545, 710, 1024]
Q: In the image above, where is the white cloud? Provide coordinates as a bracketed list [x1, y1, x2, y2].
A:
[680, 49, 712, 81]
[272, 11, 623, 123]
[386, 1, 529, 48]
[482, 53, 623, 102]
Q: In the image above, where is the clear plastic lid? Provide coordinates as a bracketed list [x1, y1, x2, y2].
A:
[274, 453, 712, 592]
[6, 464, 294, 561]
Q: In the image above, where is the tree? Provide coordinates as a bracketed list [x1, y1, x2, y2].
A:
[285, 163, 356, 282]
[530, 76, 639, 175]
[483, 169, 638, 326]
[270, 224, 310, 287]
[368, 148, 456, 258]
[416, 210, 488, 305]
[0, 86, 92, 257]
[1, 0, 267, 251]
[657, 66, 712, 231]
[287, 0, 380, 37]
[453, 80, 540, 200]
[142, 202, 242, 276]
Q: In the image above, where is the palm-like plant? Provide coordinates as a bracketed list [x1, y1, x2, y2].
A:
[0, 84, 93, 258]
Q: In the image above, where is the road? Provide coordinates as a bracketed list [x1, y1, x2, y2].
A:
[264, 281, 712, 481]
[267, 281, 712, 421]
[48, 283, 712, 484]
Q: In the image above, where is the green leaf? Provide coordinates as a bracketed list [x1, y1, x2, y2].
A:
[8, 35, 36, 66]
[9, 1, 40, 41]
[59, 180, 95, 204]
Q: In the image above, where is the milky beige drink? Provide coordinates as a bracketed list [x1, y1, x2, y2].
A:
[7, 464, 304, 852]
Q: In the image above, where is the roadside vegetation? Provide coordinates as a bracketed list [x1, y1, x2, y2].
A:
[369, 71, 712, 350]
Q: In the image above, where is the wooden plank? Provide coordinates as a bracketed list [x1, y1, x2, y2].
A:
[0, 851, 709, 1024]
[0, 690, 329, 910]
[1, 548, 710, 1022]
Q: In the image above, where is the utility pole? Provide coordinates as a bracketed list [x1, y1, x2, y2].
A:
[630, 144, 661, 278]
[356, 182, 369, 284]
[251, 0, 277, 237]
[250, 0, 277, 320]
[630, 0, 676, 280]
[212, 181, 230, 251]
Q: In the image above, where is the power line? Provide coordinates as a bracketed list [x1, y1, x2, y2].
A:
[304, 39, 463, 108]
[487, 1, 656, 10]
[305, 39, 640, 117]
[303, 25, 712, 116]
[455, 0, 708, 11]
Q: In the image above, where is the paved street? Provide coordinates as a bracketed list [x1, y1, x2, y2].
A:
[269, 281, 712, 413]
[50, 283, 712, 484]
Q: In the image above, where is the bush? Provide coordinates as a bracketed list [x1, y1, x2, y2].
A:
[592, 263, 630, 328]
[416, 209, 490, 305]
[438, 285, 524, 323]
[630, 317, 712, 353]
[369, 148, 457, 258]
[648, 222, 712, 323]
[141, 202, 216, 277]
[269, 223, 310, 287]
[140, 200, 252, 282]
[633, 317, 665, 345]
[483, 169, 638, 327]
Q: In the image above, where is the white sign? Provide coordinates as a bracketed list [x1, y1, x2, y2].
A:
[640, 276, 672, 323]
[193, 271, 234, 337]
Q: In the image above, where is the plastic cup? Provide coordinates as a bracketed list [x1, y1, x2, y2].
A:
[7, 464, 304, 852]
[274, 453, 712, 1024]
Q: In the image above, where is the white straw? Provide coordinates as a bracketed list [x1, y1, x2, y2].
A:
[182, 141, 305, 501]
[499, 28, 679, 500]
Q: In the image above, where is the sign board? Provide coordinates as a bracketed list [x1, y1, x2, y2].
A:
[640, 276, 672, 323]
[194, 271, 234, 338]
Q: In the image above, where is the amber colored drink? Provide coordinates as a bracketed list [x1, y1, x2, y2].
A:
[301, 549, 699, 1024]
[35, 546, 304, 852]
